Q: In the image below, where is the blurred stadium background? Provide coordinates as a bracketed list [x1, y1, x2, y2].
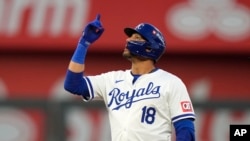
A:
[0, 0, 249, 141]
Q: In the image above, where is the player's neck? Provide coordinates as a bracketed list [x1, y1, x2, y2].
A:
[131, 61, 155, 75]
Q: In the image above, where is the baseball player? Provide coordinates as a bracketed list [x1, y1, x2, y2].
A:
[64, 14, 196, 141]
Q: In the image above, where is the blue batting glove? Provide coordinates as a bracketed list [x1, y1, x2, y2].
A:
[79, 14, 104, 45]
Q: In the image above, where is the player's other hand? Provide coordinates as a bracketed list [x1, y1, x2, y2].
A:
[80, 14, 104, 45]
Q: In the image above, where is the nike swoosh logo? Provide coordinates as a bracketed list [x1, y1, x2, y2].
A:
[115, 80, 124, 83]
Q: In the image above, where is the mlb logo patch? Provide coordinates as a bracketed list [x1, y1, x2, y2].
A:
[181, 101, 193, 112]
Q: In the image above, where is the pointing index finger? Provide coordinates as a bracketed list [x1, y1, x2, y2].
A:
[96, 14, 101, 21]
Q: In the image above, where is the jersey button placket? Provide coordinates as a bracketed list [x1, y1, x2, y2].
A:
[122, 109, 131, 141]
[122, 128, 128, 140]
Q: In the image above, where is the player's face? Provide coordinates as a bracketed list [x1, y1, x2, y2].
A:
[123, 33, 145, 59]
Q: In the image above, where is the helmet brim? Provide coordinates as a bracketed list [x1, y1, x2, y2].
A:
[124, 28, 139, 37]
[124, 27, 148, 41]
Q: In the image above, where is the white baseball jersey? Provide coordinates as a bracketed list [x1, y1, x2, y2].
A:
[83, 68, 195, 141]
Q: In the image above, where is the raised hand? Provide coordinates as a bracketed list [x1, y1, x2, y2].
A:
[80, 14, 104, 45]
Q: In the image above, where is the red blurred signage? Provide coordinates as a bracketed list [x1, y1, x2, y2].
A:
[0, 0, 249, 53]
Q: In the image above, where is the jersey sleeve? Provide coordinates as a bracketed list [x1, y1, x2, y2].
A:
[82, 71, 114, 102]
[82, 74, 105, 101]
[168, 77, 195, 123]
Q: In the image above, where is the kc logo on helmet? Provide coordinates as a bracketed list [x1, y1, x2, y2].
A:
[181, 101, 193, 112]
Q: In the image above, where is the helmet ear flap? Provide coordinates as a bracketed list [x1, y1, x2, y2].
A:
[126, 41, 156, 61]
[145, 46, 153, 53]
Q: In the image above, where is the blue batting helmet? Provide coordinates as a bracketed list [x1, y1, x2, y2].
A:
[124, 23, 166, 62]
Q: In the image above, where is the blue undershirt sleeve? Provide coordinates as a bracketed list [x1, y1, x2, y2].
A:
[64, 70, 90, 97]
[173, 118, 195, 141]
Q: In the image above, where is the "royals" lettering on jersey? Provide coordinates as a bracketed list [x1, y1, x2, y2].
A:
[108, 82, 161, 110]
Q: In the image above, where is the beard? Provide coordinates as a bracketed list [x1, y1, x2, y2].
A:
[122, 49, 132, 59]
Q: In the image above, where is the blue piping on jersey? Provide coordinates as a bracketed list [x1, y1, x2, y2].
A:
[172, 113, 195, 123]
[84, 77, 94, 100]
